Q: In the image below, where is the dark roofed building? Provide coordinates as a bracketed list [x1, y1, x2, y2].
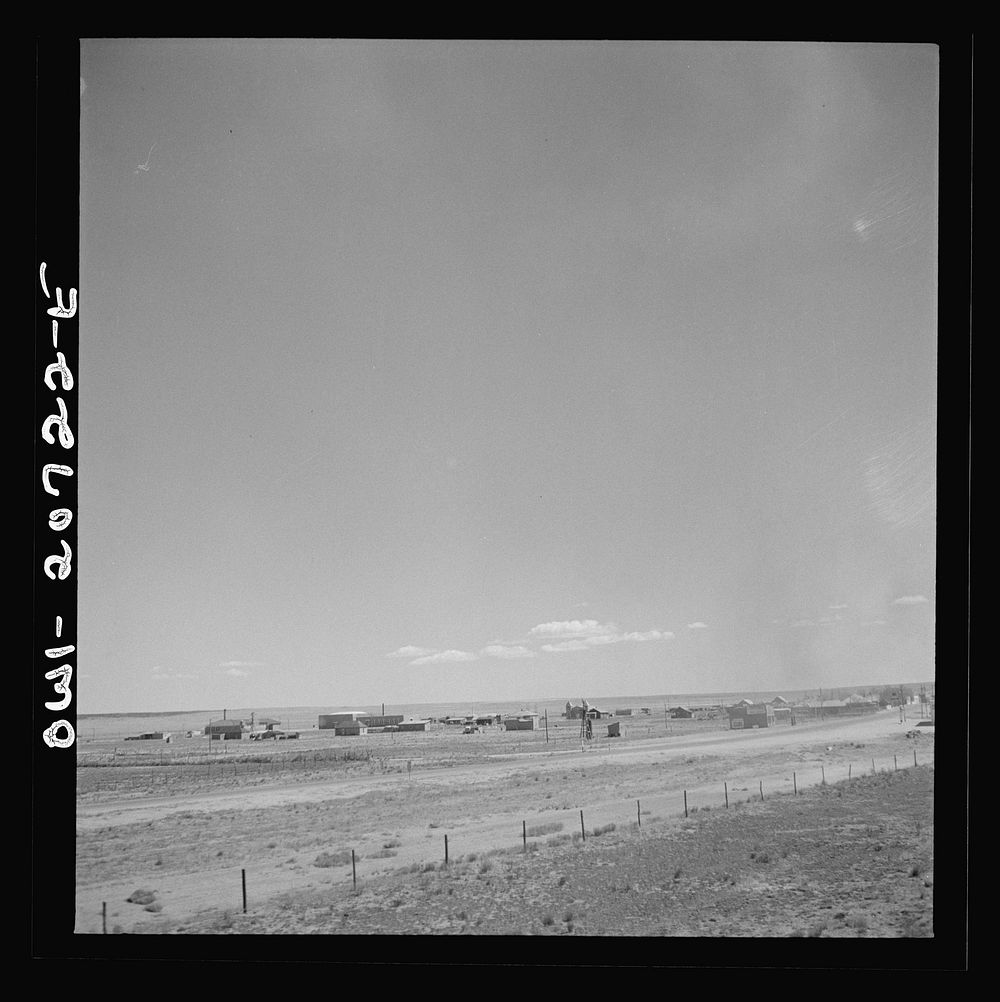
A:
[205, 719, 244, 740]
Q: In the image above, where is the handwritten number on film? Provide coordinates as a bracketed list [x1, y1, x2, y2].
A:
[40, 262, 76, 749]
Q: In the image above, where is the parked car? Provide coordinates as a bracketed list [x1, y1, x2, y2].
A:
[277, 731, 299, 740]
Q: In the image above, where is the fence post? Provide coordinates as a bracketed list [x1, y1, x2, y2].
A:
[821, 765, 825, 785]
[793, 772, 797, 796]
[914, 749, 918, 767]
[759, 780, 764, 802]
[444, 834, 449, 864]
[872, 758, 876, 775]
[637, 800, 641, 827]
[683, 791, 688, 818]
[894, 754, 898, 772]
[724, 782, 728, 808]
[102, 901, 107, 934]
[523, 820, 527, 850]
[849, 763, 852, 780]
[352, 849, 356, 888]
[580, 810, 586, 840]
[242, 868, 247, 913]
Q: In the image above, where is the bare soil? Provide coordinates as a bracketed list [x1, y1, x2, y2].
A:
[75, 711, 933, 937]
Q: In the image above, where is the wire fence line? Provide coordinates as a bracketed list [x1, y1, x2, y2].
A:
[91, 751, 932, 931]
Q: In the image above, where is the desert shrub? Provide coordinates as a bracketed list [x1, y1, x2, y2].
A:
[383, 838, 402, 848]
[910, 864, 923, 877]
[314, 849, 352, 868]
[557, 875, 567, 887]
[592, 823, 616, 837]
[478, 858, 493, 874]
[673, 866, 682, 880]
[526, 821, 564, 837]
[542, 914, 555, 926]
[368, 848, 397, 858]
[547, 834, 572, 847]
[127, 889, 156, 905]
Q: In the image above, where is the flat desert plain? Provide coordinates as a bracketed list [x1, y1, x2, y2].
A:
[75, 710, 934, 937]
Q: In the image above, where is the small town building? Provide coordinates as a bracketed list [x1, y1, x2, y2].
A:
[205, 720, 243, 740]
[607, 720, 622, 737]
[504, 713, 539, 731]
[333, 722, 368, 736]
[614, 708, 633, 716]
[319, 711, 369, 729]
[358, 714, 404, 728]
[669, 706, 694, 719]
[726, 702, 774, 729]
[397, 719, 430, 732]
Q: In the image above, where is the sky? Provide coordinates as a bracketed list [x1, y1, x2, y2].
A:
[78, 40, 939, 714]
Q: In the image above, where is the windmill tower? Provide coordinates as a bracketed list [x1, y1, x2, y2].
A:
[580, 699, 592, 742]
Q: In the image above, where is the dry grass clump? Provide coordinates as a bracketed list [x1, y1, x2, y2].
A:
[592, 823, 617, 837]
[526, 821, 564, 837]
[314, 849, 352, 868]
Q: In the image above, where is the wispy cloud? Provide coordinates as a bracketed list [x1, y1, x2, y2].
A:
[225, 667, 249, 677]
[892, 595, 929, 606]
[410, 649, 478, 665]
[687, 622, 708, 630]
[536, 624, 674, 652]
[540, 640, 592, 653]
[528, 619, 613, 639]
[219, 660, 265, 668]
[480, 645, 535, 659]
[387, 645, 438, 659]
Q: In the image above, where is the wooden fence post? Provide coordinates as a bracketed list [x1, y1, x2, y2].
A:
[102, 901, 107, 934]
[352, 849, 356, 888]
[821, 765, 825, 785]
[580, 810, 586, 840]
[914, 749, 918, 767]
[848, 763, 852, 780]
[759, 780, 764, 802]
[683, 791, 688, 818]
[793, 772, 797, 795]
[894, 755, 898, 772]
[444, 834, 449, 863]
[637, 800, 641, 827]
[523, 820, 527, 850]
[872, 758, 876, 775]
[724, 782, 728, 808]
[242, 868, 247, 913]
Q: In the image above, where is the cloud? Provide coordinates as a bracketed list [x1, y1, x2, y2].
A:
[410, 649, 478, 665]
[219, 660, 264, 668]
[687, 622, 708, 630]
[480, 645, 535, 659]
[225, 667, 249, 677]
[528, 619, 613, 639]
[387, 646, 438, 659]
[892, 595, 929, 606]
[540, 640, 592, 653]
[537, 626, 675, 652]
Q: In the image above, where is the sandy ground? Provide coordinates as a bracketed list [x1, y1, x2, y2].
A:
[75, 710, 933, 935]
